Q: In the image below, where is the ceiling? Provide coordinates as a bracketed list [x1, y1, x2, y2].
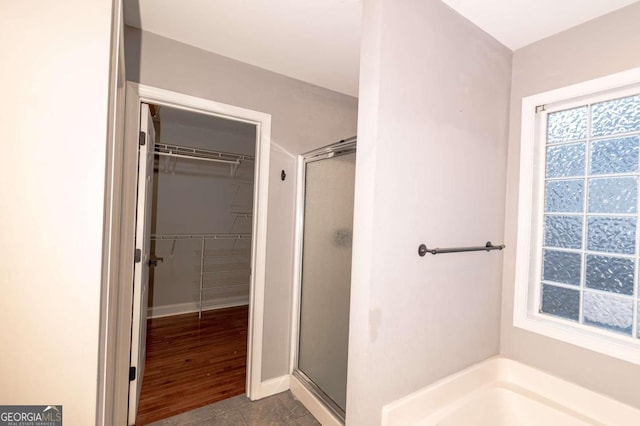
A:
[441, 0, 639, 50]
[125, 0, 638, 98]
[124, 0, 362, 97]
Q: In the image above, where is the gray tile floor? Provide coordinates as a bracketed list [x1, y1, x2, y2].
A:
[147, 391, 321, 426]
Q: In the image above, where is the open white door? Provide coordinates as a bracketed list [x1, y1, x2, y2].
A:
[128, 103, 155, 425]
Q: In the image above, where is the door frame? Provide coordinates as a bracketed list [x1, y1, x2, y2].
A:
[111, 82, 272, 423]
[127, 103, 156, 425]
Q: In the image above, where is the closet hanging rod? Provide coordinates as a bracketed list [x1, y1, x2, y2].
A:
[418, 241, 505, 256]
[155, 151, 239, 165]
[155, 142, 255, 163]
[151, 233, 252, 241]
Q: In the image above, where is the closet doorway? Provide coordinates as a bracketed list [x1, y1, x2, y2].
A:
[123, 84, 271, 425]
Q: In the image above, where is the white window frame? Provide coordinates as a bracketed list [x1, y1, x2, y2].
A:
[514, 67, 640, 365]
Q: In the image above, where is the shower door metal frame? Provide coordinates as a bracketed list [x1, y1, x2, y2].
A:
[290, 138, 357, 423]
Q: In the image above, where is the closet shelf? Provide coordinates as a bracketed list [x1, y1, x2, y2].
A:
[197, 283, 250, 292]
[201, 273, 249, 284]
[155, 142, 255, 176]
[203, 248, 251, 257]
[202, 263, 250, 274]
[153, 233, 251, 258]
[203, 270, 250, 276]
[231, 211, 252, 228]
[155, 142, 255, 165]
[151, 233, 251, 240]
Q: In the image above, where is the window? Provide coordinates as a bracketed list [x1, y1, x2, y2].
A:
[514, 68, 640, 364]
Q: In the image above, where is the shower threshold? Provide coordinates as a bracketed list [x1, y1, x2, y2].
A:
[292, 369, 345, 423]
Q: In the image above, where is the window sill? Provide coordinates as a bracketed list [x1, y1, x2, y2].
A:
[513, 311, 640, 366]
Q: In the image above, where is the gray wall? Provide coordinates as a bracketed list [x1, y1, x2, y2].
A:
[501, 2, 640, 409]
[124, 26, 359, 381]
[347, 0, 512, 423]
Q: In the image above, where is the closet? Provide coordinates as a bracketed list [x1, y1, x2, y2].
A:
[135, 104, 257, 425]
[149, 107, 255, 317]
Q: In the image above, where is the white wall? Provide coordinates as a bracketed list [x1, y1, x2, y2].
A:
[0, 2, 116, 425]
[124, 26, 359, 381]
[501, 2, 640, 409]
[347, 0, 512, 423]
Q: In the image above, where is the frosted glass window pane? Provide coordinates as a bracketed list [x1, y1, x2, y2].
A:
[547, 106, 588, 144]
[591, 95, 640, 137]
[542, 250, 581, 286]
[545, 180, 584, 213]
[585, 255, 634, 295]
[538, 92, 640, 341]
[588, 177, 637, 214]
[544, 215, 583, 249]
[541, 284, 579, 321]
[590, 136, 640, 175]
[545, 143, 585, 178]
[583, 291, 633, 335]
[587, 216, 636, 255]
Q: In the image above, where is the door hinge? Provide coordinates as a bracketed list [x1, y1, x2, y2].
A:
[535, 104, 546, 114]
[139, 131, 146, 146]
[129, 366, 136, 381]
[134, 249, 141, 263]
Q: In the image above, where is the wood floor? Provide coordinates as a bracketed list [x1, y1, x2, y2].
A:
[135, 305, 249, 425]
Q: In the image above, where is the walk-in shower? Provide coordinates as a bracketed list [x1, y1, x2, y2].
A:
[293, 138, 356, 422]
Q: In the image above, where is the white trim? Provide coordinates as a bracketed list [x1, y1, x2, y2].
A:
[113, 83, 272, 420]
[97, 1, 125, 423]
[290, 375, 342, 426]
[147, 297, 249, 319]
[513, 67, 640, 365]
[111, 80, 147, 426]
[253, 375, 291, 400]
[289, 155, 306, 373]
[523, 67, 640, 111]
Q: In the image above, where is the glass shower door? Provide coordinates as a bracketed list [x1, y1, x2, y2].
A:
[296, 140, 356, 420]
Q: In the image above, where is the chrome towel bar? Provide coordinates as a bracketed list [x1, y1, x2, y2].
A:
[418, 241, 505, 256]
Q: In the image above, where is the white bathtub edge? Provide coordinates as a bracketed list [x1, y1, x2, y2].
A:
[381, 356, 504, 426]
[504, 359, 640, 425]
[381, 356, 640, 426]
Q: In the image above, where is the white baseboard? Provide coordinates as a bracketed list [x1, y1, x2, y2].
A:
[147, 296, 249, 318]
[250, 375, 291, 400]
[290, 374, 342, 426]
